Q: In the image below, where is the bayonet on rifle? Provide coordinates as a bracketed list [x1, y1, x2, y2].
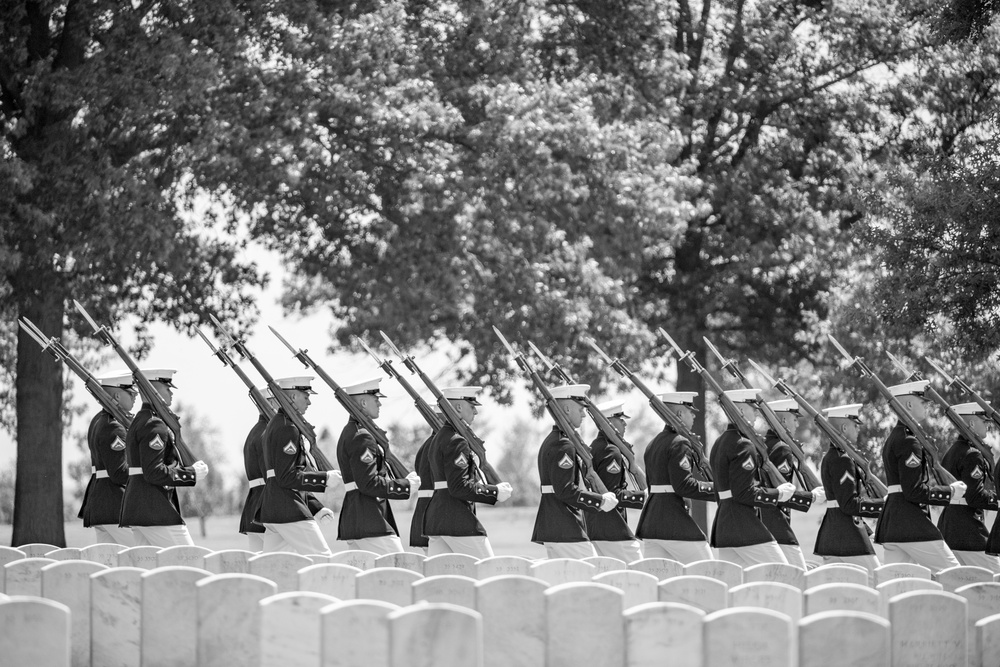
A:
[196, 326, 274, 420]
[356, 336, 443, 433]
[926, 356, 1000, 431]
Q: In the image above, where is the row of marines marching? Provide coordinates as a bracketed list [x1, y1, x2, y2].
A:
[23, 309, 1000, 576]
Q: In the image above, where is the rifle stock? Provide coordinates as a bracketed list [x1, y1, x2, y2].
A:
[74, 301, 195, 466]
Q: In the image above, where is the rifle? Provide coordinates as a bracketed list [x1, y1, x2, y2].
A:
[587, 339, 713, 481]
[378, 332, 501, 485]
[355, 337, 442, 432]
[18, 317, 132, 427]
[926, 356, 1000, 432]
[268, 326, 407, 477]
[527, 341, 647, 491]
[887, 351, 992, 462]
[704, 337, 821, 490]
[195, 327, 274, 420]
[208, 316, 333, 472]
[74, 301, 196, 466]
[493, 326, 608, 494]
[657, 328, 785, 485]
[748, 359, 889, 497]
[827, 335, 955, 484]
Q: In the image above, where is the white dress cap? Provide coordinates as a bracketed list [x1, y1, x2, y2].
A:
[952, 402, 986, 416]
[140, 368, 177, 387]
[98, 370, 134, 389]
[441, 386, 484, 405]
[723, 388, 761, 404]
[823, 403, 863, 420]
[276, 375, 317, 394]
[596, 400, 629, 419]
[659, 391, 697, 405]
[767, 399, 799, 413]
[888, 380, 929, 397]
[342, 376, 385, 397]
[550, 383, 590, 400]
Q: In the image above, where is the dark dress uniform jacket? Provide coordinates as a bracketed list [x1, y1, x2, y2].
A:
[532, 426, 605, 544]
[814, 444, 884, 557]
[84, 409, 130, 526]
[120, 404, 196, 527]
[259, 410, 328, 524]
[585, 433, 643, 542]
[336, 418, 411, 540]
[636, 426, 714, 541]
[986, 462, 1000, 555]
[760, 432, 814, 546]
[874, 421, 953, 544]
[424, 424, 499, 537]
[409, 434, 435, 548]
[709, 425, 783, 548]
[239, 415, 269, 535]
[938, 437, 998, 552]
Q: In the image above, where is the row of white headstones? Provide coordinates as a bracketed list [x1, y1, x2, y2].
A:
[2, 543, 1000, 667]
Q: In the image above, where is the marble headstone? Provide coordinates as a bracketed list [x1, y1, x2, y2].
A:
[546, 582, 625, 667]
[684, 559, 743, 589]
[389, 603, 483, 667]
[373, 552, 425, 574]
[320, 599, 398, 667]
[298, 563, 361, 600]
[730, 582, 802, 623]
[475, 556, 533, 579]
[19, 543, 59, 558]
[475, 575, 547, 667]
[141, 566, 211, 667]
[248, 552, 313, 593]
[91, 567, 144, 667]
[798, 610, 890, 667]
[530, 558, 597, 586]
[743, 562, 806, 590]
[703, 607, 794, 667]
[623, 601, 705, 667]
[41, 560, 107, 667]
[0, 597, 71, 667]
[202, 549, 255, 574]
[876, 578, 942, 616]
[412, 574, 478, 609]
[423, 553, 478, 578]
[873, 563, 932, 587]
[196, 573, 277, 667]
[80, 544, 124, 568]
[45, 548, 82, 561]
[935, 566, 994, 593]
[117, 546, 160, 570]
[582, 556, 627, 574]
[955, 582, 1000, 667]
[4, 557, 56, 595]
[329, 550, 377, 571]
[155, 545, 212, 569]
[259, 591, 339, 667]
[976, 612, 1000, 667]
[659, 575, 729, 614]
[804, 564, 870, 588]
[593, 570, 659, 609]
[628, 558, 684, 582]
[0, 545, 26, 569]
[803, 583, 880, 617]
[888, 590, 967, 667]
[355, 567, 421, 606]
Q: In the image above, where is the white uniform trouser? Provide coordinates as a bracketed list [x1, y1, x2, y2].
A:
[131, 525, 194, 548]
[717, 541, 788, 567]
[643, 539, 714, 564]
[345, 535, 404, 556]
[94, 525, 134, 547]
[263, 520, 332, 556]
[821, 554, 881, 575]
[592, 540, 643, 564]
[779, 544, 808, 570]
[954, 550, 1000, 573]
[882, 540, 960, 573]
[246, 533, 265, 553]
[427, 535, 495, 559]
[544, 542, 598, 559]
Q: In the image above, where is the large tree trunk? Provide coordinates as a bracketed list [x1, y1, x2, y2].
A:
[676, 332, 709, 532]
[12, 275, 66, 547]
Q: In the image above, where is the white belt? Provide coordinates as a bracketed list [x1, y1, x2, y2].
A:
[649, 484, 675, 493]
[718, 490, 733, 500]
[433, 481, 448, 490]
[417, 489, 433, 498]
[128, 467, 143, 475]
[888, 484, 902, 494]
[266, 469, 276, 478]
[95, 470, 109, 479]
[541, 485, 555, 494]
[91, 466, 97, 474]
[826, 500, 838, 508]
[248, 478, 264, 488]
[344, 482, 357, 492]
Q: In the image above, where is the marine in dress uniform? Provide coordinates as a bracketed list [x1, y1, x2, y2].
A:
[409, 430, 436, 554]
[760, 399, 825, 569]
[336, 377, 419, 555]
[424, 387, 512, 558]
[239, 387, 274, 552]
[813, 404, 884, 575]
[709, 389, 802, 567]
[532, 384, 619, 559]
[937, 403, 1000, 572]
[119, 369, 208, 547]
[636, 392, 716, 563]
[259, 376, 338, 556]
[82, 372, 136, 545]
[586, 400, 644, 563]
[874, 381, 964, 572]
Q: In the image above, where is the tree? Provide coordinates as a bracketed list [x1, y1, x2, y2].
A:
[177, 403, 238, 538]
[494, 416, 544, 508]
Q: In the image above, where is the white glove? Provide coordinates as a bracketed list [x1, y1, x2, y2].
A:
[314, 507, 336, 525]
[496, 482, 513, 502]
[599, 492, 619, 512]
[406, 472, 421, 499]
[950, 481, 967, 501]
[326, 469, 342, 487]
[192, 460, 209, 482]
[776, 482, 796, 503]
[811, 487, 827, 504]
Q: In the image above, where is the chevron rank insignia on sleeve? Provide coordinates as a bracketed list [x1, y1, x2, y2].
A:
[840, 470, 855, 484]
[149, 434, 164, 450]
[972, 466, 983, 479]
[360, 449, 375, 464]
[679, 456, 691, 471]
[741, 457, 754, 471]
[558, 453, 574, 469]
[904, 453, 921, 468]
[607, 461, 621, 474]
[283, 441, 297, 455]
[778, 461, 791, 474]
[455, 453, 468, 468]
[111, 436, 126, 451]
